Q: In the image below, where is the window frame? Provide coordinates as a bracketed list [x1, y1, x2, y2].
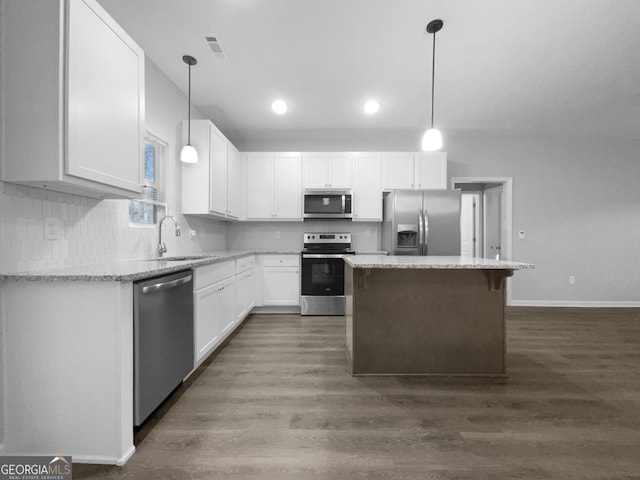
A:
[128, 132, 168, 227]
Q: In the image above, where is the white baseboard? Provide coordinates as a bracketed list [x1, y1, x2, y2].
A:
[510, 300, 640, 308]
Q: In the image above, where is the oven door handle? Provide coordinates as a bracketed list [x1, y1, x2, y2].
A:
[301, 254, 353, 259]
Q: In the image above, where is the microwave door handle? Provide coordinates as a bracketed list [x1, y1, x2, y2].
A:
[418, 209, 424, 255]
[423, 208, 429, 256]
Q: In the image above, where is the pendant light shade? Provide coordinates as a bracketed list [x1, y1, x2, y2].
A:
[421, 19, 444, 152]
[180, 55, 198, 164]
[421, 128, 443, 151]
[180, 144, 198, 164]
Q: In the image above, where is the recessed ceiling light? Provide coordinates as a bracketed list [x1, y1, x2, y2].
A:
[271, 99, 287, 114]
[364, 100, 380, 114]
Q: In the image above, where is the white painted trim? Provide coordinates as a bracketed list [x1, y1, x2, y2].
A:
[67, 445, 136, 466]
[510, 300, 640, 308]
[451, 176, 513, 305]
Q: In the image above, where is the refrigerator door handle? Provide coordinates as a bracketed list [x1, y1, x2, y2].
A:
[418, 209, 424, 255]
[423, 208, 430, 256]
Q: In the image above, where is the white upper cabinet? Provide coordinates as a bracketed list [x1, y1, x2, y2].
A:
[303, 153, 353, 189]
[382, 152, 447, 190]
[182, 120, 240, 219]
[227, 144, 242, 219]
[246, 153, 302, 220]
[414, 153, 448, 190]
[1, 0, 145, 198]
[353, 153, 383, 221]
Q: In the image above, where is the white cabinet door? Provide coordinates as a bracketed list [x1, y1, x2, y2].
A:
[195, 276, 235, 362]
[66, 0, 144, 193]
[227, 144, 241, 219]
[382, 153, 415, 190]
[303, 153, 353, 189]
[246, 153, 276, 219]
[209, 126, 229, 215]
[415, 153, 447, 189]
[262, 267, 300, 306]
[328, 153, 353, 189]
[195, 283, 222, 361]
[274, 153, 302, 219]
[2, 0, 144, 198]
[303, 153, 330, 189]
[354, 153, 383, 221]
[182, 120, 240, 219]
[218, 277, 236, 337]
[236, 269, 256, 322]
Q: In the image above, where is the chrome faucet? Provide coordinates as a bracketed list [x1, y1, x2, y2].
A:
[157, 215, 181, 258]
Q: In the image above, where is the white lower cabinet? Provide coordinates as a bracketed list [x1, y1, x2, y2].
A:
[194, 261, 235, 363]
[235, 255, 256, 321]
[194, 256, 257, 364]
[260, 255, 300, 306]
[236, 269, 256, 321]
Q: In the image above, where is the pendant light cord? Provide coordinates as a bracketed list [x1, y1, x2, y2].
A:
[431, 30, 436, 129]
[187, 63, 192, 145]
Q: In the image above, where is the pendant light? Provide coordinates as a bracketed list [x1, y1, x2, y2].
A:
[180, 55, 198, 164]
[421, 19, 444, 151]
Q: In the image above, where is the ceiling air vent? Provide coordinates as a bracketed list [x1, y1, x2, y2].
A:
[205, 36, 229, 60]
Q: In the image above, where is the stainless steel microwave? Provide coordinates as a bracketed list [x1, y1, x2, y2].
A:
[303, 191, 353, 219]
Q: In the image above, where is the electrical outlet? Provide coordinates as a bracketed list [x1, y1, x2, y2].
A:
[568, 275, 575, 285]
[44, 217, 64, 240]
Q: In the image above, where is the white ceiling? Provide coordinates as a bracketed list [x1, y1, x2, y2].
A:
[99, 0, 640, 149]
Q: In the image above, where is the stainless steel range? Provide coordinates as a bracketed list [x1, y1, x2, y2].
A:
[300, 232, 355, 316]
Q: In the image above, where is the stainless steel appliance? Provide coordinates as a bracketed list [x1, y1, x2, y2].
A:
[301, 232, 355, 315]
[382, 190, 461, 255]
[133, 270, 194, 426]
[303, 191, 352, 219]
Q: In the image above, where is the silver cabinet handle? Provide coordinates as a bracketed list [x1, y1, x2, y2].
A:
[141, 274, 192, 294]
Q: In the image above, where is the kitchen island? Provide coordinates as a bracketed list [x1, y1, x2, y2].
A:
[344, 256, 534, 376]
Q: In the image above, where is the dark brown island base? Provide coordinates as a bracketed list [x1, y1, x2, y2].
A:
[344, 255, 534, 376]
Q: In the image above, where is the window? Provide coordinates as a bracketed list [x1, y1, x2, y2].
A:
[129, 133, 167, 225]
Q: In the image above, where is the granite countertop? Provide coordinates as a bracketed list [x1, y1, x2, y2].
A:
[355, 250, 388, 255]
[0, 250, 300, 282]
[344, 255, 534, 270]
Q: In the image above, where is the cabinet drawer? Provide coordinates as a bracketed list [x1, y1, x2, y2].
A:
[195, 260, 235, 289]
[235, 255, 255, 274]
[261, 255, 300, 268]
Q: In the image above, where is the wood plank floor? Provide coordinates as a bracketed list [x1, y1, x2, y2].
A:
[75, 307, 640, 479]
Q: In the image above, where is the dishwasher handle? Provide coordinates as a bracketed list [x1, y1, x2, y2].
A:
[141, 273, 192, 295]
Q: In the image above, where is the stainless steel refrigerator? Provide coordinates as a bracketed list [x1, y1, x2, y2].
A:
[382, 190, 461, 256]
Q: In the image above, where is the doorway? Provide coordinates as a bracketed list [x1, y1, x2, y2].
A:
[452, 177, 512, 261]
[452, 177, 513, 304]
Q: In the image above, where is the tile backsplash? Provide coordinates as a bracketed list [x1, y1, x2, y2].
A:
[227, 220, 380, 252]
[0, 182, 227, 273]
[1, 182, 382, 274]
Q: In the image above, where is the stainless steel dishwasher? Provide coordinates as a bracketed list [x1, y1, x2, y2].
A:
[133, 269, 194, 426]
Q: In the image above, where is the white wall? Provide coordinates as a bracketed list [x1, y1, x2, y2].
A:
[446, 130, 640, 306]
[0, 58, 228, 273]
